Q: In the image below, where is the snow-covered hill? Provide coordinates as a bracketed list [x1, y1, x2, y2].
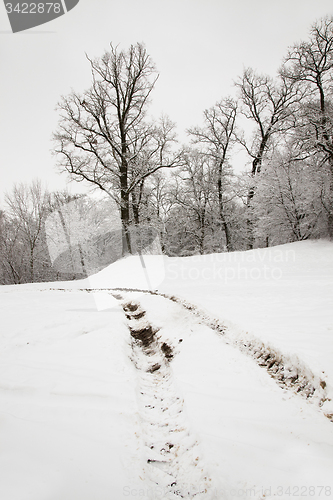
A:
[0, 240, 332, 499]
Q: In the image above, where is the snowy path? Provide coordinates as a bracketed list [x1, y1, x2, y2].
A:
[107, 287, 332, 422]
[119, 295, 215, 499]
[1, 282, 333, 499]
[107, 289, 333, 499]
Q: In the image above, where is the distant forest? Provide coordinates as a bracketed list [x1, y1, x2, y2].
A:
[1, 15, 333, 284]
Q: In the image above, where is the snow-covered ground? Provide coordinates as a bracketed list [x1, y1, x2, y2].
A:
[0, 240, 333, 499]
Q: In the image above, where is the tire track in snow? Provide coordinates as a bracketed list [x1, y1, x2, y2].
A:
[113, 293, 216, 499]
[46, 287, 333, 421]
[159, 293, 332, 420]
[107, 288, 332, 423]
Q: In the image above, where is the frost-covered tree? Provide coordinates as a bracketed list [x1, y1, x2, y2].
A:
[2, 181, 52, 283]
[282, 16, 333, 236]
[236, 68, 302, 247]
[54, 43, 183, 254]
[5, 181, 50, 282]
[188, 98, 238, 251]
[167, 150, 231, 255]
[253, 147, 327, 244]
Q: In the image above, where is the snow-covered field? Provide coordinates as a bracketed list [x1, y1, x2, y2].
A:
[0, 240, 333, 499]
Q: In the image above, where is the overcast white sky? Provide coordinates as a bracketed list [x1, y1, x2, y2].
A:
[1, 0, 333, 205]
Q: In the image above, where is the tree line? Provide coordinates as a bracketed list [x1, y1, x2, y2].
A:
[1, 15, 333, 284]
[0, 184, 85, 284]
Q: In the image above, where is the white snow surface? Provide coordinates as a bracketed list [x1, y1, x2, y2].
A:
[0, 239, 333, 499]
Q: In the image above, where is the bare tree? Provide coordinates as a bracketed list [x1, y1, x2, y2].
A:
[169, 151, 217, 255]
[54, 43, 183, 254]
[235, 68, 302, 247]
[282, 16, 333, 235]
[188, 98, 238, 251]
[128, 116, 179, 225]
[253, 146, 323, 244]
[4, 181, 50, 283]
[0, 210, 23, 284]
[236, 68, 301, 178]
[134, 172, 174, 253]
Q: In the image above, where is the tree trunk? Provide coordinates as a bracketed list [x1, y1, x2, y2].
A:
[57, 209, 77, 278]
[247, 218, 254, 250]
[217, 161, 233, 252]
[328, 213, 333, 238]
[246, 134, 270, 249]
[221, 220, 232, 252]
[132, 202, 140, 226]
[199, 211, 205, 255]
[120, 203, 131, 255]
[328, 163, 333, 239]
[120, 156, 132, 255]
[30, 248, 34, 283]
[78, 244, 87, 276]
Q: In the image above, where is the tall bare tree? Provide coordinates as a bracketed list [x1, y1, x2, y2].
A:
[282, 16, 333, 236]
[188, 98, 238, 251]
[54, 43, 182, 254]
[236, 68, 302, 247]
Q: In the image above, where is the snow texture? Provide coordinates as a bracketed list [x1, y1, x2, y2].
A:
[0, 240, 333, 499]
